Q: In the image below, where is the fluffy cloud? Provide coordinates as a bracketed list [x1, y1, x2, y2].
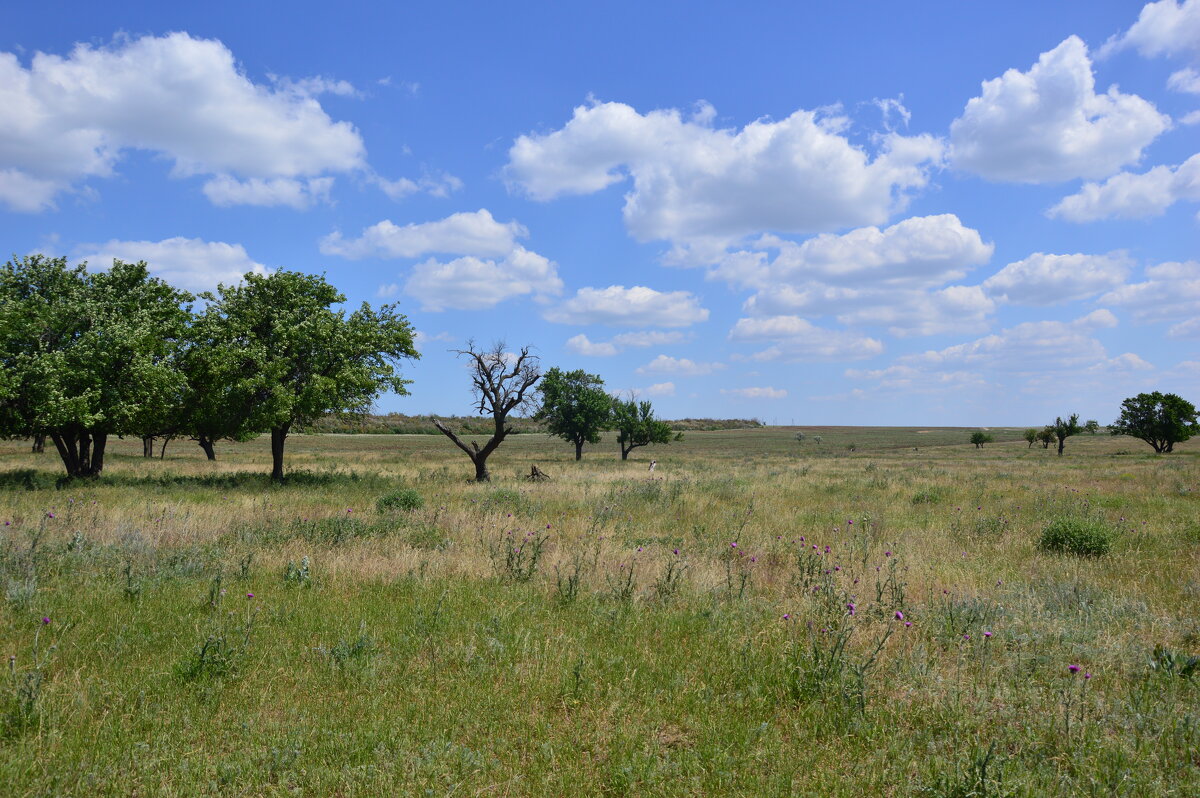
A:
[75, 237, 268, 293]
[645, 382, 676, 397]
[565, 330, 688, 357]
[635, 355, 725, 376]
[506, 100, 943, 244]
[1099, 260, 1200, 323]
[565, 334, 619, 357]
[1099, 0, 1200, 60]
[1169, 68, 1200, 94]
[203, 176, 334, 209]
[729, 316, 885, 361]
[721, 386, 787, 399]
[714, 214, 992, 291]
[404, 248, 562, 311]
[983, 252, 1133, 304]
[543, 285, 709, 327]
[950, 36, 1169, 183]
[0, 33, 367, 210]
[1167, 317, 1200, 338]
[1047, 153, 1200, 221]
[320, 209, 524, 259]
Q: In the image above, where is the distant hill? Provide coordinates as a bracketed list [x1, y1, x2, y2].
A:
[302, 413, 762, 435]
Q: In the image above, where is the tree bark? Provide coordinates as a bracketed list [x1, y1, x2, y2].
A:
[574, 439, 584, 461]
[31, 434, 45, 454]
[90, 433, 107, 475]
[197, 435, 217, 461]
[1057, 437, 1065, 456]
[270, 424, 289, 481]
[474, 457, 490, 482]
[142, 436, 155, 458]
[159, 436, 172, 459]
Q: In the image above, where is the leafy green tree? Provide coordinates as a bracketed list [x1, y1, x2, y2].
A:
[433, 342, 541, 482]
[1109, 392, 1198, 453]
[1051, 413, 1081, 456]
[970, 431, 994, 448]
[1083, 419, 1100, 435]
[1023, 428, 1038, 448]
[611, 397, 676, 460]
[0, 256, 192, 477]
[200, 271, 418, 481]
[1036, 427, 1055, 449]
[536, 367, 611, 460]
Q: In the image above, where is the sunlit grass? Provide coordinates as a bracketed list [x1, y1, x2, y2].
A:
[1, 428, 1197, 794]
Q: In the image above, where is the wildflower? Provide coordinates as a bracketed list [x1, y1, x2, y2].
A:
[782, 614, 790, 621]
[846, 602, 856, 616]
[984, 631, 992, 638]
[885, 551, 893, 557]
[799, 536, 805, 542]
[46, 512, 55, 519]
[673, 548, 679, 555]
[730, 542, 738, 548]
[1084, 672, 1092, 680]
[1069, 664, 1080, 674]
[895, 611, 904, 620]
[904, 620, 912, 627]
[41, 617, 51, 625]
[246, 593, 255, 599]
[847, 519, 853, 525]
[824, 545, 831, 553]
[750, 557, 757, 563]
[963, 634, 970, 641]
[346, 508, 353, 513]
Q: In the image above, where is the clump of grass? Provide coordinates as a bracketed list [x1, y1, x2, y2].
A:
[911, 488, 943, 505]
[376, 488, 423, 513]
[1039, 516, 1117, 557]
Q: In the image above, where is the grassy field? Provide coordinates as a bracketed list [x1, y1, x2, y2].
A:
[1, 427, 1197, 796]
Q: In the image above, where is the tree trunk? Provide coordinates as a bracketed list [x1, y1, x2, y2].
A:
[621, 444, 631, 460]
[1057, 437, 1065, 456]
[142, 436, 155, 458]
[31, 434, 44, 453]
[271, 425, 289, 481]
[50, 432, 79, 477]
[90, 433, 107, 475]
[198, 435, 217, 461]
[159, 436, 172, 459]
[473, 456, 490, 482]
[574, 439, 584, 461]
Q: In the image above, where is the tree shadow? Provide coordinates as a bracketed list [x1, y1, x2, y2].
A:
[0, 468, 393, 492]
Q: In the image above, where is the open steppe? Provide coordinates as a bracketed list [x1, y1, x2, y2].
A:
[1, 427, 1197, 795]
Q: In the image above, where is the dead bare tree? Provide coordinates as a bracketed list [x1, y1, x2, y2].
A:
[432, 342, 541, 482]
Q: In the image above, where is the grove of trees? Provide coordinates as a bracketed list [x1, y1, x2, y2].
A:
[0, 256, 418, 480]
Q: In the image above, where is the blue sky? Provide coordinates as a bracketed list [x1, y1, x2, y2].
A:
[3, 1, 1198, 424]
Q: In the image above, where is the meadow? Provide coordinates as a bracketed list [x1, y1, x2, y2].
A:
[0, 426, 1197, 796]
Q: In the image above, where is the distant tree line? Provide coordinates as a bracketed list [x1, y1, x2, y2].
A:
[1017, 394, 1197, 456]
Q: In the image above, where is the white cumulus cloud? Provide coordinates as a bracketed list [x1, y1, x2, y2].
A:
[1047, 153, 1200, 221]
[75, 237, 269, 293]
[950, 36, 1169, 183]
[636, 355, 725, 376]
[565, 334, 619, 357]
[729, 316, 885, 361]
[565, 330, 688, 356]
[404, 248, 563, 312]
[983, 252, 1133, 304]
[320, 209, 524, 259]
[1099, 260, 1200, 323]
[506, 99, 943, 244]
[645, 382, 676, 397]
[543, 285, 709, 327]
[203, 175, 335, 209]
[721, 386, 788, 399]
[0, 33, 367, 211]
[1099, 0, 1200, 60]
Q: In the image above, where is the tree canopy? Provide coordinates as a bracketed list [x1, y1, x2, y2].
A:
[0, 255, 192, 477]
[1109, 392, 1198, 453]
[198, 271, 418, 480]
[1051, 413, 1081, 456]
[611, 397, 675, 460]
[537, 367, 611, 460]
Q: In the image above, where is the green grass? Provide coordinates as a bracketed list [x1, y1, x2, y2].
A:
[0, 428, 1197, 795]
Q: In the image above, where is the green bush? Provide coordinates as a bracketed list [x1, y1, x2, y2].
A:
[376, 488, 424, 513]
[1038, 516, 1117, 557]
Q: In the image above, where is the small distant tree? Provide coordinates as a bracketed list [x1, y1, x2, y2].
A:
[813, 435, 822, 445]
[1109, 392, 1198, 453]
[1083, 419, 1100, 435]
[1023, 428, 1038, 448]
[200, 271, 418, 481]
[970, 431, 994, 448]
[433, 342, 541, 481]
[611, 396, 675, 460]
[1051, 413, 1081, 456]
[1037, 427, 1055, 449]
[795, 431, 805, 443]
[536, 367, 611, 460]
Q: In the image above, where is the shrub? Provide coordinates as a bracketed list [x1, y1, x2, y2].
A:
[1039, 516, 1117, 557]
[376, 488, 424, 513]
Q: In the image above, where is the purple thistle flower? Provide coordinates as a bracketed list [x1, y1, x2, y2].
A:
[984, 631, 992, 638]
[1084, 672, 1092, 679]
[782, 614, 790, 621]
[41, 617, 50, 625]
[673, 548, 679, 555]
[246, 593, 254, 599]
[1069, 664, 1081, 674]
[885, 551, 893, 558]
[730, 541, 737, 548]
[904, 621, 912, 627]
[963, 634, 970, 641]
[895, 611, 904, 620]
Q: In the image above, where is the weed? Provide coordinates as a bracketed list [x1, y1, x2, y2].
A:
[283, 556, 312, 587]
[1150, 645, 1199, 679]
[376, 488, 423, 513]
[487, 529, 548, 582]
[1039, 515, 1117, 557]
